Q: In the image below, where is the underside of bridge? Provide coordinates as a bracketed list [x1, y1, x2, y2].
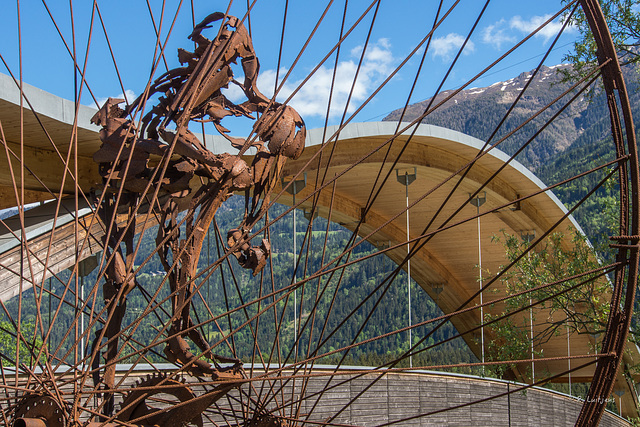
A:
[1, 74, 639, 421]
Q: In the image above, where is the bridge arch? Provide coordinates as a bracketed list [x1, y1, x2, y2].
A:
[0, 79, 638, 416]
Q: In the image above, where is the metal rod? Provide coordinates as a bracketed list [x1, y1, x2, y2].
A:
[507, 382, 511, 427]
[80, 262, 84, 362]
[477, 210, 484, 374]
[396, 168, 416, 368]
[293, 191, 297, 360]
[521, 231, 536, 384]
[405, 173, 412, 368]
[470, 192, 486, 373]
[567, 321, 572, 396]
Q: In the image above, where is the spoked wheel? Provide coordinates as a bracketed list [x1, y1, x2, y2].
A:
[0, 1, 637, 426]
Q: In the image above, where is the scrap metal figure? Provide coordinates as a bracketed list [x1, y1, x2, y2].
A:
[89, 12, 304, 425]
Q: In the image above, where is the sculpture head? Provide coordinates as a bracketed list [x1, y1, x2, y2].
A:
[256, 105, 306, 160]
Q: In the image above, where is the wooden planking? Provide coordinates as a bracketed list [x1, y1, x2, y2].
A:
[9, 368, 627, 425]
[0, 214, 104, 301]
[0, 208, 159, 302]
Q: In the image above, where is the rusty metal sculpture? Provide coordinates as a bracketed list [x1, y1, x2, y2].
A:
[2, 2, 639, 426]
[89, 12, 304, 424]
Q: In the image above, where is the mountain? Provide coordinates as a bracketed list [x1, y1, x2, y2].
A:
[383, 64, 633, 172]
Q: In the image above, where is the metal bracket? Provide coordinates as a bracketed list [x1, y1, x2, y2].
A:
[282, 172, 307, 196]
[303, 207, 318, 221]
[520, 230, 536, 244]
[396, 167, 417, 186]
[469, 191, 486, 208]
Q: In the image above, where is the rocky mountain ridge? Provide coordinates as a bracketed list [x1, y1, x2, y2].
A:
[383, 64, 617, 171]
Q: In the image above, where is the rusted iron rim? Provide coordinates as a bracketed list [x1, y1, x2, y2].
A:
[575, 0, 640, 425]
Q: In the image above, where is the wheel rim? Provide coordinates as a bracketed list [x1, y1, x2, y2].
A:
[0, 1, 637, 426]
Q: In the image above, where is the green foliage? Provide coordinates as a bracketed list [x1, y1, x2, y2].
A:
[0, 319, 43, 367]
[484, 315, 540, 378]
[498, 230, 609, 338]
[486, 229, 611, 379]
[561, 0, 640, 88]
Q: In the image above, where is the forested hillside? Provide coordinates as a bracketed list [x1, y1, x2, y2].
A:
[2, 195, 477, 371]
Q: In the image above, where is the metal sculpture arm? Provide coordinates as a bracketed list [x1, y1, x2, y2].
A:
[89, 12, 305, 422]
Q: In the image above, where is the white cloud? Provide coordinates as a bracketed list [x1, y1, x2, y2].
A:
[352, 38, 392, 63]
[228, 38, 395, 119]
[222, 80, 246, 102]
[431, 33, 475, 60]
[482, 19, 516, 49]
[482, 14, 576, 49]
[97, 89, 136, 108]
[510, 14, 574, 42]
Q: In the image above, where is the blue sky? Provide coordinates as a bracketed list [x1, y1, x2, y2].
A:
[0, 0, 579, 134]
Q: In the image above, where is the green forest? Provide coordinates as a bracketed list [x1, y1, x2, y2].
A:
[0, 194, 477, 374]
